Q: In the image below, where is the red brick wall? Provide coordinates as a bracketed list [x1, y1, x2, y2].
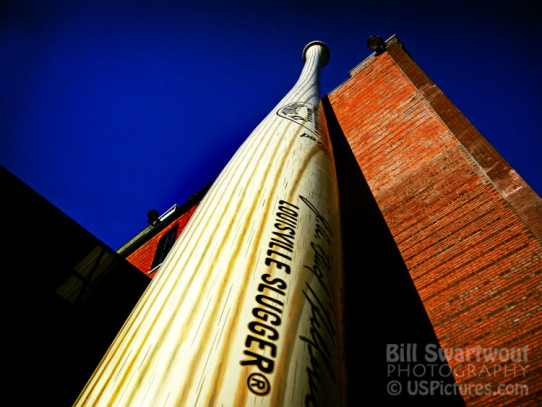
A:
[126, 204, 198, 278]
[328, 36, 542, 406]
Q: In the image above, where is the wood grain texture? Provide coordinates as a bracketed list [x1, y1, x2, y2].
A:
[75, 41, 345, 406]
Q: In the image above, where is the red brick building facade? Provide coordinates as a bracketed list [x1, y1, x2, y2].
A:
[120, 35, 541, 406]
[327, 35, 541, 406]
[119, 188, 207, 278]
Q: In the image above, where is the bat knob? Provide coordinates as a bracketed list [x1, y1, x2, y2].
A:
[302, 41, 330, 68]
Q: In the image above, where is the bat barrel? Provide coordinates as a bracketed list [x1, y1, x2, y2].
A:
[76, 41, 345, 407]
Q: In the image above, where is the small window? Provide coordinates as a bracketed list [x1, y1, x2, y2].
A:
[150, 225, 179, 270]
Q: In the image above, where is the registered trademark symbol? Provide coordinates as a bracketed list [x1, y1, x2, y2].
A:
[247, 373, 271, 396]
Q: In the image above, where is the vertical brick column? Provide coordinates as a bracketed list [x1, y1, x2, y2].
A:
[327, 35, 541, 406]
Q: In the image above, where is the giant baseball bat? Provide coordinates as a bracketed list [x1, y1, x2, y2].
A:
[75, 41, 345, 406]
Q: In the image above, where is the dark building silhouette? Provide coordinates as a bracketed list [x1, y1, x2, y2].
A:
[0, 166, 149, 406]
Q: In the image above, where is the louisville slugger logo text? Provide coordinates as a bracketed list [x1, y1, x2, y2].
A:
[240, 200, 300, 396]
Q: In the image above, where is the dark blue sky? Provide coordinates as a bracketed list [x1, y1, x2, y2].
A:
[2, 1, 540, 249]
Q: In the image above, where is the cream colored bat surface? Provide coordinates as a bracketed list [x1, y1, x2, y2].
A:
[75, 41, 345, 406]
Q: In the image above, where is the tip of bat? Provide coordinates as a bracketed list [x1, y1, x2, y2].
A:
[302, 41, 330, 67]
